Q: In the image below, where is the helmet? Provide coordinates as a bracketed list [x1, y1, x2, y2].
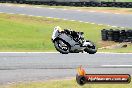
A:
[55, 26, 62, 32]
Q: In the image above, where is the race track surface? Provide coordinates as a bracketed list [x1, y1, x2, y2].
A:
[0, 53, 132, 84]
[0, 4, 132, 27]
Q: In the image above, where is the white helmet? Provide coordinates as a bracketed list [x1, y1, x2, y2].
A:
[54, 26, 62, 32]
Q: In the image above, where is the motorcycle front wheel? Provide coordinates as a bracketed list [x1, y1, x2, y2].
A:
[54, 39, 70, 54]
[84, 41, 97, 54]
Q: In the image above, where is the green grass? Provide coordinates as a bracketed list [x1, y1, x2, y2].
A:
[0, 13, 131, 52]
[0, 13, 107, 51]
[0, 14, 56, 51]
[1, 79, 132, 88]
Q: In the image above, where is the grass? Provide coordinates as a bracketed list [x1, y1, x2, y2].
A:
[0, 13, 131, 52]
[0, 13, 57, 51]
[1, 79, 132, 88]
[0, 13, 106, 51]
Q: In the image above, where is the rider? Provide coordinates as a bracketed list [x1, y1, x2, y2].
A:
[52, 26, 62, 40]
[54, 26, 63, 32]
[53, 26, 71, 34]
[52, 26, 80, 42]
[55, 26, 79, 39]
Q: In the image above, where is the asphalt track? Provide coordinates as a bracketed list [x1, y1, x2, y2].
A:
[0, 4, 132, 27]
[0, 52, 132, 84]
[0, 4, 132, 84]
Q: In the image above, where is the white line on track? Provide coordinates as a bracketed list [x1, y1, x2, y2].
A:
[46, 17, 53, 19]
[36, 7, 42, 8]
[54, 18, 60, 19]
[97, 52, 132, 54]
[102, 65, 132, 67]
[6, 5, 12, 7]
[49, 8, 56, 10]
[0, 12, 4, 13]
[77, 10, 81, 12]
[62, 9, 67, 11]
[19, 6, 26, 8]
[63, 19, 68, 20]
[103, 12, 110, 14]
[89, 11, 96, 13]
[8, 13, 15, 14]
[115, 13, 120, 14]
[0, 52, 131, 54]
[79, 21, 83, 23]
[0, 52, 59, 54]
[19, 14, 26, 16]
[28, 15, 34, 16]
[121, 27, 125, 28]
[70, 20, 75, 21]
[111, 26, 117, 27]
[0, 12, 126, 29]
[84, 22, 89, 23]
[0, 4, 125, 16]
[36, 16, 43, 17]
[91, 23, 95, 24]
[98, 24, 103, 25]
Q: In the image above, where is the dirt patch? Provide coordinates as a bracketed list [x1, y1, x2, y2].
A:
[99, 41, 131, 49]
[77, 8, 132, 14]
[98, 41, 117, 48]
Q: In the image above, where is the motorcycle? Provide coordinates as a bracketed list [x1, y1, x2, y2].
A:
[51, 26, 97, 54]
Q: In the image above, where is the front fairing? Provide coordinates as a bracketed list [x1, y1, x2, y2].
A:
[52, 29, 60, 41]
